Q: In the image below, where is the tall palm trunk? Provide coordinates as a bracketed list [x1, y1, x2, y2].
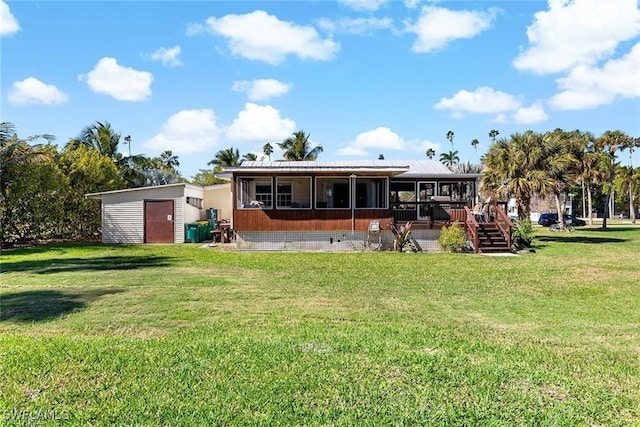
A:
[554, 193, 564, 226]
[587, 182, 594, 226]
[602, 158, 616, 229]
[629, 185, 636, 224]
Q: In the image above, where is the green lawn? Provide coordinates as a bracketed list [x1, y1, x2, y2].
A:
[1, 225, 639, 425]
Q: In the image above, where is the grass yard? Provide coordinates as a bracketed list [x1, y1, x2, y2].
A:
[1, 225, 639, 425]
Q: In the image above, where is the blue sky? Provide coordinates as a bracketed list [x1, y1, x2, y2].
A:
[2, 0, 639, 180]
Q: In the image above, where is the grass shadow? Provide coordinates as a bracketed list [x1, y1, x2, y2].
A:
[536, 235, 628, 244]
[1, 255, 175, 274]
[0, 288, 123, 322]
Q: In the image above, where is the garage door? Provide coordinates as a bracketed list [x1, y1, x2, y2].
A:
[145, 200, 174, 243]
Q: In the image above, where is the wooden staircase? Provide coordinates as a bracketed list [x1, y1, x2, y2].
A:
[476, 223, 511, 253]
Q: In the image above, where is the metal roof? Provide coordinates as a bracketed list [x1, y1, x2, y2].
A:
[225, 160, 411, 175]
[85, 182, 201, 199]
[225, 160, 473, 177]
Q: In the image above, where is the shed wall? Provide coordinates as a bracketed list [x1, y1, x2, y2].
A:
[99, 185, 203, 244]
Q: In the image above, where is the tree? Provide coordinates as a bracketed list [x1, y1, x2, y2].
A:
[481, 131, 555, 221]
[67, 121, 121, 159]
[243, 152, 258, 162]
[1, 122, 54, 170]
[448, 161, 483, 174]
[59, 144, 124, 238]
[66, 121, 146, 187]
[489, 129, 500, 143]
[160, 150, 180, 171]
[278, 130, 323, 161]
[190, 169, 227, 186]
[471, 138, 479, 151]
[446, 130, 454, 148]
[596, 130, 634, 229]
[123, 135, 132, 157]
[439, 150, 459, 168]
[543, 129, 580, 228]
[0, 123, 60, 245]
[262, 143, 274, 161]
[426, 148, 436, 160]
[208, 147, 241, 167]
[614, 166, 639, 223]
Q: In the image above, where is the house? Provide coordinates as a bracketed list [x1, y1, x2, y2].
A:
[224, 160, 497, 251]
[86, 182, 231, 244]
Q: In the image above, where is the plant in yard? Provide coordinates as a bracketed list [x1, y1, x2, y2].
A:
[511, 218, 534, 250]
[437, 221, 467, 252]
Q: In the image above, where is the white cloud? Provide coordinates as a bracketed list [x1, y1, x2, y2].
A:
[224, 103, 296, 142]
[513, 0, 640, 75]
[151, 45, 182, 67]
[338, 0, 387, 12]
[511, 102, 548, 124]
[408, 6, 498, 53]
[338, 127, 404, 156]
[232, 79, 292, 101]
[84, 57, 153, 102]
[317, 17, 393, 35]
[435, 86, 522, 116]
[145, 109, 221, 154]
[202, 10, 339, 65]
[338, 127, 438, 157]
[8, 77, 69, 105]
[404, 0, 422, 10]
[0, 1, 20, 36]
[549, 42, 640, 110]
[317, 17, 394, 35]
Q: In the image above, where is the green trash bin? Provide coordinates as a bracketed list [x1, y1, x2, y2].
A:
[197, 220, 210, 242]
[185, 223, 200, 243]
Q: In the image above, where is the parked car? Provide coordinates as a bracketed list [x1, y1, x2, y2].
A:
[538, 213, 586, 227]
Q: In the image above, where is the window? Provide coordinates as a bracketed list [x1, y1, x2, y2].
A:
[254, 181, 272, 208]
[237, 177, 273, 209]
[316, 177, 350, 209]
[277, 177, 311, 209]
[390, 182, 416, 210]
[186, 196, 203, 209]
[355, 177, 387, 209]
[438, 182, 474, 204]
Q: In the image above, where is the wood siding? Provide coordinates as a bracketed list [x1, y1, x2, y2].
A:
[234, 209, 392, 231]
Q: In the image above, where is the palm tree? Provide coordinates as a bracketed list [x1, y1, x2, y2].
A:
[243, 152, 258, 162]
[159, 150, 180, 171]
[596, 130, 634, 228]
[123, 135, 132, 157]
[614, 166, 639, 223]
[278, 130, 323, 161]
[208, 147, 241, 167]
[68, 121, 121, 159]
[439, 150, 459, 168]
[489, 129, 500, 143]
[481, 131, 554, 221]
[446, 130, 454, 148]
[0, 122, 54, 170]
[448, 161, 483, 174]
[543, 129, 580, 227]
[262, 143, 274, 161]
[425, 148, 436, 160]
[471, 138, 479, 151]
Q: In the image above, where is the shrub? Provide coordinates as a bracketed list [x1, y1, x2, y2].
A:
[437, 221, 468, 253]
[512, 219, 534, 250]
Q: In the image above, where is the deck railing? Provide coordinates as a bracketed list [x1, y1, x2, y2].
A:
[391, 201, 469, 226]
[463, 206, 480, 253]
[494, 203, 513, 251]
